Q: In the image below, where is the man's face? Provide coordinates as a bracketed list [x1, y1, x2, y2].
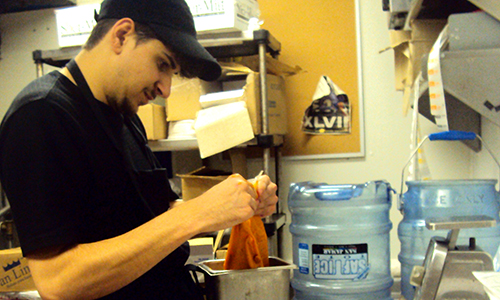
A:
[106, 37, 180, 116]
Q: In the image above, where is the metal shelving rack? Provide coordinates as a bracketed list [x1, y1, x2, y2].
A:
[33, 29, 287, 257]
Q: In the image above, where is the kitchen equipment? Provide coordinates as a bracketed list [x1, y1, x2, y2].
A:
[288, 180, 393, 299]
[410, 215, 495, 300]
[194, 256, 296, 300]
[398, 131, 500, 300]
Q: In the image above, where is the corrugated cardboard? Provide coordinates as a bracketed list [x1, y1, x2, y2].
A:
[389, 19, 447, 91]
[177, 167, 231, 201]
[166, 77, 221, 122]
[243, 72, 288, 135]
[206, 64, 288, 135]
[186, 0, 259, 34]
[186, 237, 214, 265]
[137, 103, 167, 140]
[167, 57, 293, 135]
[0, 248, 36, 292]
[387, 19, 447, 114]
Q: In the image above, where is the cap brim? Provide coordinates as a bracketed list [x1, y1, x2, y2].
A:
[150, 24, 221, 81]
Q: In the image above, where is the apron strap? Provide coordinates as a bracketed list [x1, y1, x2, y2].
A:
[66, 59, 157, 218]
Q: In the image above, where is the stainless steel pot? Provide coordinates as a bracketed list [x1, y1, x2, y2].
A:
[192, 256, 296, 300]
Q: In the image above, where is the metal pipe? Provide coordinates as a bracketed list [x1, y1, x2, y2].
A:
[0, 203, 10, 219]
[36, 61, 44, 78]
[258, 42, 271, 176]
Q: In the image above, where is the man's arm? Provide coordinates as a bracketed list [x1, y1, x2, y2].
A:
[27, 174, 277, 300]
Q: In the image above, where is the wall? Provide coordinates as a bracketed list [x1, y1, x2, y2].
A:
[0, 0, 475, 269]
[0, 9, 59, 114]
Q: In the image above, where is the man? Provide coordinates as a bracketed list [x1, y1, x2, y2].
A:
[0, 0, 278, 299]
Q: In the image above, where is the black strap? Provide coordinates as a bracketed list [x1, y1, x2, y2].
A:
[66, 59, 156, 218]
[124, 116, 162, 169]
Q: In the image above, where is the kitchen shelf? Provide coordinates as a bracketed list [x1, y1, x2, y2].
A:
[0, 0, 74, 14]
[149, 135, 284, 152]
[33, 30, 280, 68]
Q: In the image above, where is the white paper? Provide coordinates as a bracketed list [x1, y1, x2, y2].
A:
[473, 271, 500, 300]
[194, 101, 254, 158]
[427, 25, 449, 131]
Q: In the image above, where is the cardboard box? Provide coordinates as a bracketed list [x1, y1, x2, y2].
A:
[177, 167, 230, 201]
[186, 237, 214, 265]
[387, 19, 447, 114]
[389, 19, 447, 91]
[0, 248, 36, 292]
[55, 3, 100, 47]
[137, 103, 167, 140]
[200, 71, 288, 135]
[168, 64, 288, 135]
[243, 72, 288, 135]
[166, 77, 220, 122]
[186, 0, 259, 34]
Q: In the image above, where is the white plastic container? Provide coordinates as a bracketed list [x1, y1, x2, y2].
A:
[288, 180, 393, 299]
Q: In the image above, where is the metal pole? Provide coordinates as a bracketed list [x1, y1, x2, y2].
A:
[258, 42, 271, 176]
[36, 61, 44, 78]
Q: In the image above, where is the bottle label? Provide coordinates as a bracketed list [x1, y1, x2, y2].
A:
[312, 244, 370, 280]
[298, 243, 309, 274]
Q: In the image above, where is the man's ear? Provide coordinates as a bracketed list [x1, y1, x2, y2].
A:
[110, 18, 135, 54]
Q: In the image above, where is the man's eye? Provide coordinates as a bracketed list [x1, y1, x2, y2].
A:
[159, 61, 170, 71]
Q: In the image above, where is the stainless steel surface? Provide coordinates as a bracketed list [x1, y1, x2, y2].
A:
[265, 213, 286, 257]
[198, 256, 296, 300]
[36, 62, 43, 79]
[426, 215, 497, 231]
[448, 11, 500, 51]
[440, 47, 500, 128]
[258, 42, 271, 178]
[412, 216, 496, 300]
[148, 137, 199, 152]
[434, 215, 498, 251]
[468, 0, 500, 22]
[198, 30, 281, 54]
[436, 250, 493, 299]
[148, 135, 284, 152]
[412, 239, 448, 300]
[258, 43, 269, 137]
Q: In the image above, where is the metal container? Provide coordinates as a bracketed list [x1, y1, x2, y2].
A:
[196, 256, 296, 300]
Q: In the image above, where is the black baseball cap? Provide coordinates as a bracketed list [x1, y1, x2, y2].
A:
[95, 0, 221, 81]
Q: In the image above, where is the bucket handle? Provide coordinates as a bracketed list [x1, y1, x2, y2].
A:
[398, 130, 500, 211]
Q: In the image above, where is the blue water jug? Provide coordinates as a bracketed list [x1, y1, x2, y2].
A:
[398, 131, 500, 300]
[288, 180, 393, 299]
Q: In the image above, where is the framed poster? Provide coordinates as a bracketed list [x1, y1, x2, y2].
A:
[259, 0, 364, 159]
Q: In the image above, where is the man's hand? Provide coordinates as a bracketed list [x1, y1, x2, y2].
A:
[187, 174, 278, 233]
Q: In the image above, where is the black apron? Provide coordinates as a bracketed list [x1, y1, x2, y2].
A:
[66, 59, 203, 300]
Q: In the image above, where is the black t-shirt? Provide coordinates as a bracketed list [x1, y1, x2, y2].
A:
[0, 71, 202, 299]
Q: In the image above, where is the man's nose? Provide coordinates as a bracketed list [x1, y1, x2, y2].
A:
[155, 75, 172, 99]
